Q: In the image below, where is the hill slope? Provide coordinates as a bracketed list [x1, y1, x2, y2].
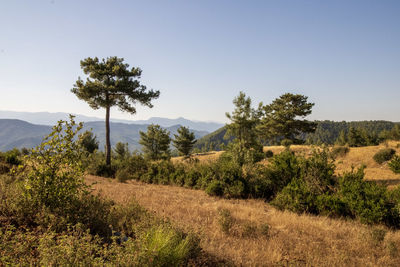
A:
[0, 119, 208, 151]
[0, 110, 223, 132]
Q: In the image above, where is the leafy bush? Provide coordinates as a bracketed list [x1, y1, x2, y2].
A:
[264, 150, 274, 158]
[389, 155, 400, 174]
[205, 180, 224, 196]
[373, 148, 395, 164]
[330, 146, 349, 158]
[21, 116, 87, 211]
[4, 148, 22, 166]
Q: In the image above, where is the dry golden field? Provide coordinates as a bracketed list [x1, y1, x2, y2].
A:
[174, 142, 400, 188]
[87, 173, 400, 266]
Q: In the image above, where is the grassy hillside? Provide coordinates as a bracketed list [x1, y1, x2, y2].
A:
[88, 175, 400, 266]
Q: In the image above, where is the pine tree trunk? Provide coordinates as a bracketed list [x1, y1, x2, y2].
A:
[105, 106, 111, 166]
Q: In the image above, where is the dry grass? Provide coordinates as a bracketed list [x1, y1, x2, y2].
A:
[87, 175, 400, 267]
[174, 142, 400, 188]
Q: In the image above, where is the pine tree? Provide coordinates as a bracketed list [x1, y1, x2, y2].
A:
[172, 126, 196, 158]
[225, 92, 263, 166]
[139, 124, 171, 160]
[258, 93, 316, 144]
[71, 56, 160, 166]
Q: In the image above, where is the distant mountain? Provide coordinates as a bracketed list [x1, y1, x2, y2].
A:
[0, 119, 209, 152]
[0, 110, 224, 132]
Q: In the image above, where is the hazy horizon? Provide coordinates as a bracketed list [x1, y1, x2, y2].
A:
[1, 0, 399, 123]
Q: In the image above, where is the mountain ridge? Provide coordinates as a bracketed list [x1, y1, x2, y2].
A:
[0, 119, 209, 151]
[0, 110, 224, 132]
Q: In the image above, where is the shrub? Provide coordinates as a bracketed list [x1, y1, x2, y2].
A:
[115, 168, 131, 183]
[389, 155, 400, 174]
[93, 162, 117, 178]
[4, 148, 22, 166]
[21, 116, 87, 211]
[137, 226, 200, 266]
[330, 146, 349, 158]
[281, 139, 293, 148]
[337, 168, 399, 226]
[0, 162, 10, 174]
[205, 180, 224, 196]
[373, 148, 395, 164]
[264, 150, 274, 158]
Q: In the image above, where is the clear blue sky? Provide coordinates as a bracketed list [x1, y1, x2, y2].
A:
[1, 0, 399, 123]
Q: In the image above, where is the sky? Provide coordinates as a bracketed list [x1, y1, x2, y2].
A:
[0, 0, 399, 123]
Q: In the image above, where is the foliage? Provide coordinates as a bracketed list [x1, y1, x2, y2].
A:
[205, 180, 224, 196]
[264, 150, 274, 158]
[2, 148, 22, 166]
[330, 146, 349, 158]
[172, 126, 196, 158]
[225, 92, 263, 166]
[139, 124, 171, 161]
[373, 148, 395, 164]
[78, 130, 99, 153]
[388, 155, 400, 174]
[114, 142, 129, 159]
[21, 116, 87, 211]
[258, 93, 316, 144]
[71, 56, 160, 166]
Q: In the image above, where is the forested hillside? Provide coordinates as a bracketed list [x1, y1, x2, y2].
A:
[194, 120, 400, 151]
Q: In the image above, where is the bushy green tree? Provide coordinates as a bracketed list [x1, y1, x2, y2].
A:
[258, 93, 316, 144]
[71, 56, 160, 166]
[225, 92, 263, 166]
[114, 142, 129, 159]
[172, 126, 196, 158]
[139, 124, 171, 160]
[22, 115, 87, 211]
[78, 130, 99, 153]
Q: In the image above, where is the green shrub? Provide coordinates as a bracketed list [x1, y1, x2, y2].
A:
[21, 116, 87, 211]
[373, 148, 395, 164]
[93, 162, 117, 178]
[337, 168, 399, 226]
[388, 155, 400, 174]
[137, 226, 200, 266]
[0, 162, 10, 174]
[4, 148, 22, 166]
[331, 146, 349, 158]
[116, 168, 131, 183]
[264, 150, 274, 158]
[205, 180, 224, 196]
[281, 139, 293, 148]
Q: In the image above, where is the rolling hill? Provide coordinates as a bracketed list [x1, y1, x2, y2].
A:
[0, 119, 208, 151]
[0, 110, 224, 132]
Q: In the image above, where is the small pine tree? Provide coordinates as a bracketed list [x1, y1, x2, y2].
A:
[225, 92, 263, 166]
[114, 142, 129, 159]
[78, 130, 99, 153]
[172, 126, 196, 158]
[139, 124, 171, 160]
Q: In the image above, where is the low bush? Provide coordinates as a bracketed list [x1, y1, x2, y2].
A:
[373, 148, 395, 164]
[264, 150, 274, 158]
[388, 155, 400, 174]
[331, 146, 349, 158]
[205, 180, 224, 196]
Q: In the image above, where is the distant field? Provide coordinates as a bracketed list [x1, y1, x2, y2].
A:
[87, 175, 400, 266]
[173, 141, 400, 188]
